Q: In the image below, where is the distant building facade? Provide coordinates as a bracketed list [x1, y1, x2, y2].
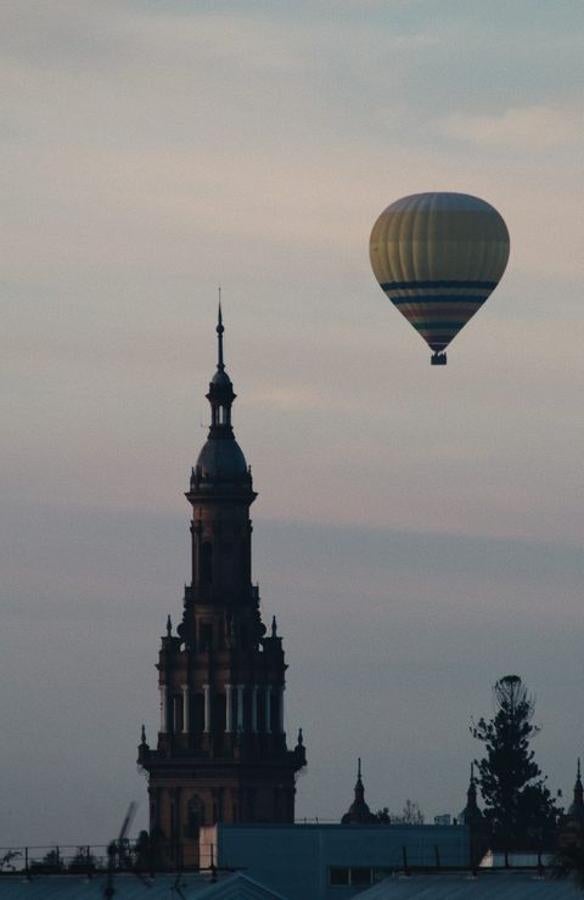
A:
[200, 822, 470, 900]
[138, 312, 306, 866]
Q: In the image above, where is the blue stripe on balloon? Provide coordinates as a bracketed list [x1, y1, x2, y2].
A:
[389, 296, 486, 306]
[412, 322, 467, 330]
[380, 280, 497, 291]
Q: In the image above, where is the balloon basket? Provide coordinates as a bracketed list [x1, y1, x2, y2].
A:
[431, 353, 447, 366]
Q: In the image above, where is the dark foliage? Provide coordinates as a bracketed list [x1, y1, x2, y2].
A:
[552, 843, 584, 888]
[374, 800, 424, 825]
[134, 829, 165, 872]
[471, 675, 561, 850]
[0, 851, 22, 872]
[30, 849, 64, 874]
[68, 847, 98, 873]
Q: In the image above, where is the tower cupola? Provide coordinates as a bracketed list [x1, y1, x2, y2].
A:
[460, 762, 484, 827]
[207, 303, 235, 432]
[341, 758, 377, 824]
[190, 305, 253, 491]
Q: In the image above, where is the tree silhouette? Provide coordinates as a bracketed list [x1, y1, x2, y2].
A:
[68, 847, 97, 873]
[471, 675, 560, 850]
[30, 849, 64, 874]
[374, 800, 425, 825]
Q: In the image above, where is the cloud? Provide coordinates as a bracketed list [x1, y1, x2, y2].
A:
[442, 105, 583, 151]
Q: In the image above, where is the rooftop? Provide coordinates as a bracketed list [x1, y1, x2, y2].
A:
[358, 871, 583, 900]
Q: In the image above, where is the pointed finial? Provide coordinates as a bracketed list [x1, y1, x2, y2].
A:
[358, 757, 362, 781]
[216, 291, 225, 371]
[166, 614, 172, 637]
[140, 724, 147, 745]
[297, 727, 304, 747]
[271, 615, 277, 637]
[578, 757, 582, 781]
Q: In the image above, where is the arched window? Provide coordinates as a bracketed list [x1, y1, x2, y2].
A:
[199, 623, 213, 650]
[186, 795, 205, 836]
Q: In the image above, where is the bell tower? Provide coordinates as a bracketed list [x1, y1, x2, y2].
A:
[138, 308, 306, 867]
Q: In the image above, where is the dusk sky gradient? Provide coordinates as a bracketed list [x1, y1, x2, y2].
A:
[2, 0, 584, 845]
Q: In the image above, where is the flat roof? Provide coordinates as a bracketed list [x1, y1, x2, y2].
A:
[358, 871, 582, 899]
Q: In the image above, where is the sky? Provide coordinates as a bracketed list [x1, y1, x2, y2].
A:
[1, 0, 584, 848]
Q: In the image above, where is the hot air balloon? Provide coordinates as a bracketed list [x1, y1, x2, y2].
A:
[369, 192, 510, 365]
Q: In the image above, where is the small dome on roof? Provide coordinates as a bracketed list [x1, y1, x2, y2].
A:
[196, 437, 248, 482]
[211, 368, 232, 387]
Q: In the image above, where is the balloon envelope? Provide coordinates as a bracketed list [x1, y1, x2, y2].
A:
[369, 192, 510, 357]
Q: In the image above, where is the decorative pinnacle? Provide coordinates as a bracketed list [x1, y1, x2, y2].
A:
[578, 757, 582, 781]
[271, 615, 277, 637]
[357, 757, 362, 782]
[140, 724, 147, 745]
[166, 614, 172, 637]
[297, 727, 304, 747]
[217, 291, 225, 371]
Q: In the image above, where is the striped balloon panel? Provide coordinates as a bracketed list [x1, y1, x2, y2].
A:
[387, 300, 486, 351]
[381, 279, 495, 351]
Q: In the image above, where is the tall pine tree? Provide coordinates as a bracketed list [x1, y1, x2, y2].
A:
[471, 675, 560, 850]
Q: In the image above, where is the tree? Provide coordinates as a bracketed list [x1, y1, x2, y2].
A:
[374, 800, 425, 825]
[399, 799, 425, 825]
[68, 846, 98, 873]
[0, 850, 21, 872]
[30, 849, 64, 874]
[471, 674, 561, 850]
[133, 830, 165, 873]
[553, 843, 584, 889]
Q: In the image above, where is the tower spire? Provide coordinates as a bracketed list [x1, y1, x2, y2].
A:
[460, 760, 483, 826]
[341, 758, 376, 824]
[197, 306, 241, 441]
[568, 756, 584, 822]
[217, 290, 224, 372]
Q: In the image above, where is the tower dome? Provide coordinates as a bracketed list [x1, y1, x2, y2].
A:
[195, 437, 248, 482]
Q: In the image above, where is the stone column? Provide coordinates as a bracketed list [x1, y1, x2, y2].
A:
[251, 686, 258, 733]
[203, 684, 210, 733]
[265, 685, 272, 734]
[279, 685, 285, 733]
[173, 695, 181, 733]
[236, 685, 244, 731]
[181, 684, 190, 734]
[159, 685, 167, 733]
[225, 684, 233, 733]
